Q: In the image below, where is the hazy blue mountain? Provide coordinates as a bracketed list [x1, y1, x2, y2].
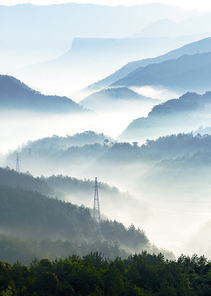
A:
[119, 92, 211, 142]
[80, 87, 159, 108]
[89, 37, 211, 90]
[81, 87, 156, 102]
[131, 18, 180, 38]
[131, 13, 211, 38]
[17, 36, 202, 98]
[79, 87, 160, 113]
[111, 52, 211, 94]
[0, 75, 86, 113]
[0, 3, 204, 96]
[0, 3, 197, 56]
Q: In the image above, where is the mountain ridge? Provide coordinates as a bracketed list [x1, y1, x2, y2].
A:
[89, 36, 211, 90]
[0, 75, 87, 113]
[111, 52, 211, 93]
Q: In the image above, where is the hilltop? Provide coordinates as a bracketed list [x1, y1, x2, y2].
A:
[0, 75, 86, 113]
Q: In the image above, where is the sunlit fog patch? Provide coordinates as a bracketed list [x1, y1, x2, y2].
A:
[185, 218, 211, 258]
[130, 86, 181, 101]
[0, 108, 145, 155]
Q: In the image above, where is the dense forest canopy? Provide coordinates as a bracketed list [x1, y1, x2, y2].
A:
[0, 252, 211, 295]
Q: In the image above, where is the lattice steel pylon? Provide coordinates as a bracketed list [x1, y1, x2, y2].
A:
[93, 177, 101, 226]
[15, 153, 21, 173]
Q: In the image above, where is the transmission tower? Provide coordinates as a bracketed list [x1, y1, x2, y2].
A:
[15, 153, 21, 173]
[93, 177, 101, 226]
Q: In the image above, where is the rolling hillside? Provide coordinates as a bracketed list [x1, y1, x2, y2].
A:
[0, 75, 86, 113]
[119, 91, 211, 142]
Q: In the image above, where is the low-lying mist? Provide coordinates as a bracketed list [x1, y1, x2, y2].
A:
[4, 127, 211, 258]
[0, 102, 152, 155]
[3, 88, 211, 259]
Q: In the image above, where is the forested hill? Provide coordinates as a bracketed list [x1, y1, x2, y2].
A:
[0, 166, 146, 230]
[0, 167, 54, 196]
[20, 131, 113, 150]
[119, 91, 211, 141]
[148, 91, 211, 116]
[0, 75, 86, 113]
[8, 132, 211, 166]
[0, 184, 174, 264]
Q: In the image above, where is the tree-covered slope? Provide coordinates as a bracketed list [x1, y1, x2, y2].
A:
[0, 75, 86, 113]
[20, 131, 113, 151]
[9, 129, 211, 167]
[0, 184, 159, 257]
[0, 234, 130, 265]
[119, 91, 211, 142]
[0, 167, 54, 196]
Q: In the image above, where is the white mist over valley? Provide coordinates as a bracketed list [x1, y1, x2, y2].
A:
[2, 0, 211, 266]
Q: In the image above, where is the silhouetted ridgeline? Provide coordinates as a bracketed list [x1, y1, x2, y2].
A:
[112, 52, 211, 94]
[0, 252, 210, 295]
[81, 87, 157, 103]
[119, 91, 211, 141]
[0, 75, 87, 113]
[8, 131, 211, 165]
[18, 131, 113, 150]
[89, 37, 211, 89]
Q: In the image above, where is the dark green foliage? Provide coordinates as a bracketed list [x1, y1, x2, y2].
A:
[0, 184, 97, 242]
[101, 221, 149, 253]
[1, 252, 211, 295]
[0, 184, 158, 263]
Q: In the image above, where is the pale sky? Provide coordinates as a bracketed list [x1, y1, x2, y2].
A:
[0, 0, 211, 12]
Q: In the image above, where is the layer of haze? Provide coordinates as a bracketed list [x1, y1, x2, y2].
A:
[1, 0, 211, 12]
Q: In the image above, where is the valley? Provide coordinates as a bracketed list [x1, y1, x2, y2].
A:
[1, 3, 211, 293]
